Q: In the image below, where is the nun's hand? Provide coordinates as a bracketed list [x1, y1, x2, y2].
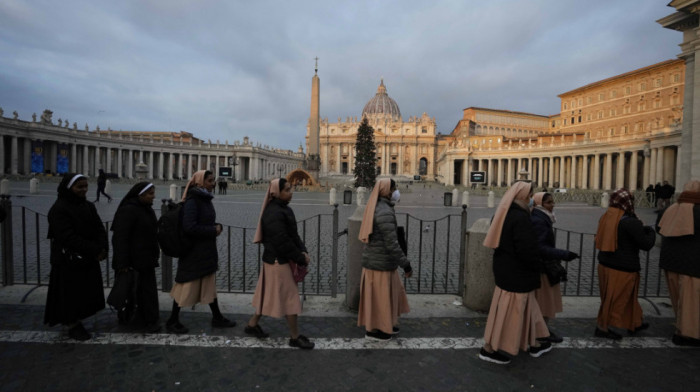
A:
[303, 252, 311, 265]
[215, 224, 223, 236]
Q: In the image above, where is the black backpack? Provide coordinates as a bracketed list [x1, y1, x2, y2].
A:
[157, 200, 192, 257]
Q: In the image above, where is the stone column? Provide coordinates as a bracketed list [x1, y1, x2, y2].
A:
[10, 136, 19, 175]
[23, 139, 30, 174]
[656, 147, 665, 183]
[83, 145, 89, 175]
[676, 146, 683, 188]
[497, 159, 503, 186]
[127, 149, 133, 179]
[547, 157, 554, 188]
[105, 147, 111, 174]
[158, 151, 165, 180]
[168, 153, 174, 180]
[616, 152, 625, 189]
[94, 146, 101, 177]
[629, 151, 638, 191]
[337, 144, 342, 174]
[487, 159, 494, 186]
[643, 151, 651, 188]
[505, 159, 512, 185]
[537, 157, 543, 186]
[559, 156, 565, 188]
[148, 151, 154, 179]
[593, 153, 600, 190]
[571, 155, 577, 189]
[650, 148, 657, 185]
[582, 155, 589, 190]
[116, 148, 123, 178]
[70, 143, 77, 173]
[604, 152, 613, 190]
[0, 136, 4, 175]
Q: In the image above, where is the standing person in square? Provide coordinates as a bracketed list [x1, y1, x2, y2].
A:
[44, 173, 107, 341]
[95, 169, 113, 203]
[479, 181, 551, 365]
[594, 188, 656, 340]
[166, 170, 235, 333]
[357, 178, 412, 341]
[110, 182, 161, 333]
[245, 178, 314, 349]
[530, 192, 578, 343]
[657, 179, 700, 346]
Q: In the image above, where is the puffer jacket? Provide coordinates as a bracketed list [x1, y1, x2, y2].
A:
[492, 203, 541, 293]
[361, 198, 410, 271]
[597, 215, 656, 273]
[175, 187, 219, 283]
[530, 208, 569, 271]
[261, 198, 307, 266]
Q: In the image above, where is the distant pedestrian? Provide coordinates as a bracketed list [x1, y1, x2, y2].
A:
[245, 178, 315, 349]
[44, 173, 107, 341]
[657, 179, 700, 346]
[222, 179, 228, 195]
[95, 169, 113, 203]
[110, 182, 161, 333]
[479, 181, 551, 365]
[645, 184, 654, 205]
[357, 178, 412, 341]
[594, 188, 655, 340]
[659, 181, 676, 210]
[531, 192, 578, 343]
[654, 182, 662, 209]
[166, 170, 235, 334]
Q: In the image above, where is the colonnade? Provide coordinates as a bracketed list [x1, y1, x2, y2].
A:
[449, 145, 680, 190]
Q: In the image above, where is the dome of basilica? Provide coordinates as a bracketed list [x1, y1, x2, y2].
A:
[361, 79, 402, 121]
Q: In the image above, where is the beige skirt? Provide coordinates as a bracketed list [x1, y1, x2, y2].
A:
[251, 262, 302, 318]
[596, 264, 643, 331]
[170, 273, 217, 308]
[665, 271, 700, 339]
[534, 273, 563, 319]
[483, 287, 549, 356]
[357, 268, 410, 334]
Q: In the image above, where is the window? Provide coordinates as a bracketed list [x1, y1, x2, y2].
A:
[654, 99, 661, 109]
[564, 118, 567, 125]
[610, 90, 617, 98]
[571, 117, 575, 124]
[639, 82, 646, 91]
[564, 103, 568, 110]
[571, 100, 575, 108]
[673, 74, 680, 83]
[655, 78, 662, 87]
[599, 93, 604, 101]
[578, 98, 583, 106]
[597, 111, 603, 119]
[638, 102, 646, 111]
[586, 114, 592, 121]
[421, 127, 427, 134]
[587, 97, 592, 104]
[551, 121, 555, 128]
[625, 86, 631, 95]
[578, 116, 582, 123]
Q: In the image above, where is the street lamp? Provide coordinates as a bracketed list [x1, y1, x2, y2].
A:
[229, 153, 239, 183]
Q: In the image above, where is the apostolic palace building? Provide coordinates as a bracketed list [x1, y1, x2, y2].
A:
[308, 58, 686, 190]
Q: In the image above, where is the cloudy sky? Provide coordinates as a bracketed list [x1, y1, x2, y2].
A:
[0, 0, 683, 151]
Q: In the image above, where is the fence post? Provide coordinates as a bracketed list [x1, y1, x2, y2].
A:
[458, 204, 467, 296]
[331, 204, 339, 298]
[0, 195, 14, 286]
[160, 199, 173, 292]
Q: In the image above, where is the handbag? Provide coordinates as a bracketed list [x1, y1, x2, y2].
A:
[107, 270, 139, 314]
[544, 261, 567, 286]
[289, 260, 308, 283]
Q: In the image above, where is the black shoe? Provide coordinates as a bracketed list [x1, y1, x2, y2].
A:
[539, 330, 563, 343]
[529, 341, 553, 358]
[144, 322, 162, 333]
[365, 330, 392, 341]
[478, 348, 511, 365]
[629, 322, 650, 335]
[672, 334, 700, 347]
[289, 334, 314, 349]
[392, 326, 400, 335]
[244, 324, 269, 338]
[68, 323, 91, 341]
[212, 317, 236, 328]
[594, 327, 622, 340]
[166, 321, 189, 334]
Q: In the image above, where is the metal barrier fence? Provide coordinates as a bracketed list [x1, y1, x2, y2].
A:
[0, 196, 467, 297]
[553, 228, 667, 298]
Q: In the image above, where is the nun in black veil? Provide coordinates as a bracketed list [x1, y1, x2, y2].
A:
[44, 173, 108, 341]
[111, 182, 161, 332]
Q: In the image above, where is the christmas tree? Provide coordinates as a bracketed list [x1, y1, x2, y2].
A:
[353, 116, 377, 188]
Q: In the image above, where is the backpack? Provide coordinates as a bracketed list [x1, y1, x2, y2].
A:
[157, 200, 192, 257]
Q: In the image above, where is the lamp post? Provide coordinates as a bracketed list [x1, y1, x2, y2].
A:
[278, 165, 283, 179]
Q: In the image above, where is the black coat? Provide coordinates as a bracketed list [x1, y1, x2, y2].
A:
[659, 204, 700, 278]
[44, 193, 107, 326]
[598, 215, 656, 272]
[530, 208, 569, 271]
[492, 203, 541, 293]
[261, 198, 307, 265]
[111, 198, 160, 271]
[175, 188, 219, 283]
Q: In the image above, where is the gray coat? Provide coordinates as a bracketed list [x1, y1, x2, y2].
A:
[361, 198, 410, 271]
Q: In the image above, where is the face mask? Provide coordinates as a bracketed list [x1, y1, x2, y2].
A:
[528, 198, 534, 208]
[391, 189, 401, 203]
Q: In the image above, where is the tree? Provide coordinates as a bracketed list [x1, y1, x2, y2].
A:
[353, 116, 377, 188]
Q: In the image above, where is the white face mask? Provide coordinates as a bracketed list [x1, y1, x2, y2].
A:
[391, 189, 401, 203]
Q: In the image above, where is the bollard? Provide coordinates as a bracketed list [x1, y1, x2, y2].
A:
[357, 187, 367, 206]
[463, 218, 495, 311]
[0, 195, 14, 285]
[601, 192, 609, 208]
[169, 184, 178, 200]
[0, 179, 9, 195]
[346, 202, 365, 310]
[452, 188, 459, 206]
[487, 191, 495, 208]
[462, 191, 469, 207]
[160, 199, 173, 292]
[29, 178, 39, 194]
[329, 188, 337, 205]
[105, 179, 112, 195]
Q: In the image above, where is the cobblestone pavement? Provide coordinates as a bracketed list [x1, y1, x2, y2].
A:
[0, 301, 698, 392]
